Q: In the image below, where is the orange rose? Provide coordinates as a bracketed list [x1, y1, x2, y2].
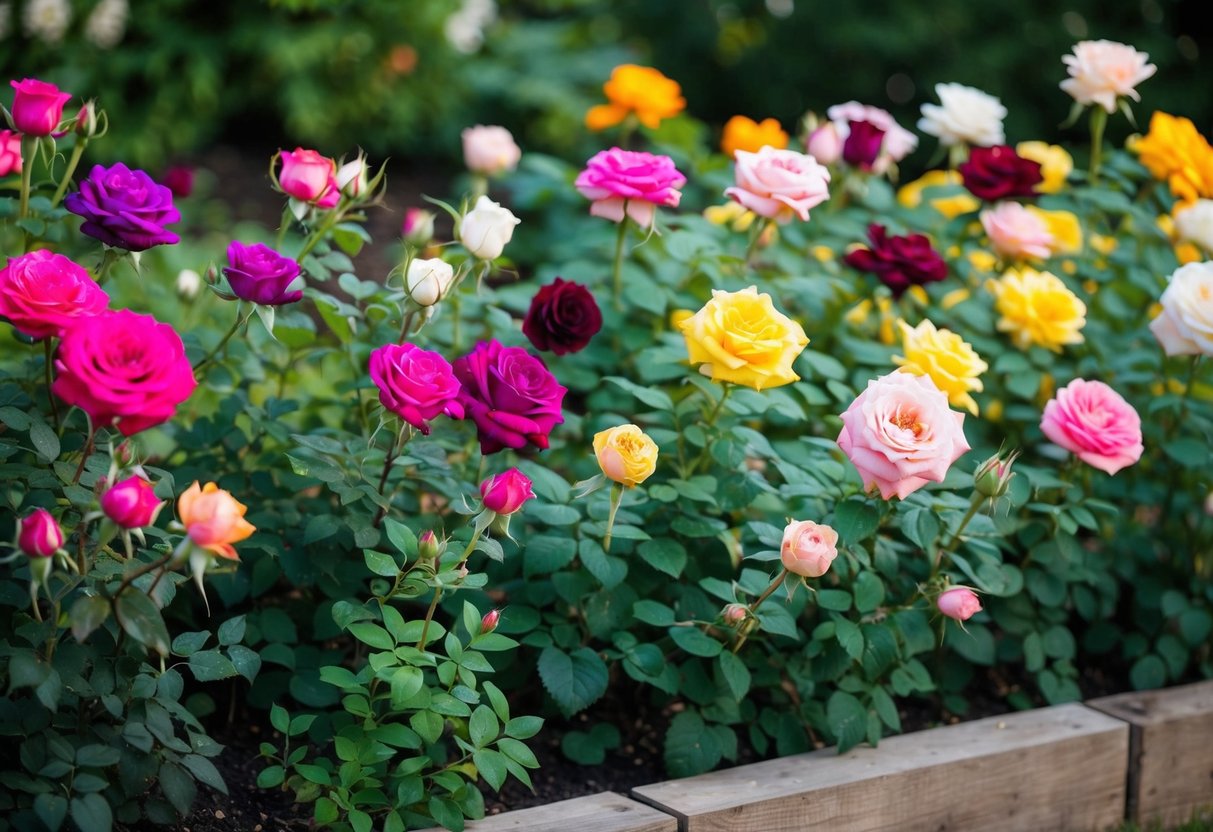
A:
[721, 115, 788, 158]
[586, 64, 685, 131]
[177, 482, 256, 560]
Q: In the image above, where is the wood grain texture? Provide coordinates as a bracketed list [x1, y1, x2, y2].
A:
[1090, 680, 1213, 827]
[462, 791, 677, 832]
[631, 703, 1128, 832]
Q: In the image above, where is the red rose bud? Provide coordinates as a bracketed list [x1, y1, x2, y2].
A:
[101, 475, 164, 529]
[161, 165, 194, 198]
[959, 145, 1042, 202]
[479, 468, 535, 515]
[418, 530, 445, 560]
[937, 586, 982, 621]
[522, 277, 604, 356]
[844, 223, 948, 299]
[18, 509, 62, 557]
[402, 208, 436, 246]
[480, 609, 500, 634]
[973, 449, 1020, 499]
[722, 604, 748, 625]
[9, 78, 72, 137]
[842, 119, 885, 170]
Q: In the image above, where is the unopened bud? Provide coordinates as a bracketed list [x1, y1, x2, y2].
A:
[405, 257, 455, 308]
[18, 509, 63, 558]
[722, 604, 747, 625]
[480, 609, 500, 634]
[402, 208, 435, 247]
[114, 440, 135, 466]
[418, 530, 445, 560]
[974, 449, 1019, 500]
[75, 101, 99, 139]
[336, 157, 368, 198]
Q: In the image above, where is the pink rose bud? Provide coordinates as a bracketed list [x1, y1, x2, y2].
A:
[479, 468, 535, 516]
[807, 122, 843, 165]
[75, 101, 98, 138]
[9, 78, 72, 137]
[402, 207, 436, 246]
[101, 475, 164, 529]
[418, 530, 445, 560]
[0, 129, 21, 176]
[480, 609, 500, 634]
[114, 440, 136, 466]
[973, 449, 1019, 499]
[336, 157, 368, 197]
[277, 147, 335, 203]
[723, 604, 747, 624]
[18, 508, 63, 557]
[780, 520, 839, 578]
[937, 587, 983, 621]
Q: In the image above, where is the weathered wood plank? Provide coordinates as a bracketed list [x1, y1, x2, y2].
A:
[1089, 680, 1213, 827]
[463, 791, 677, 832]
[631, 703, 1127, 832]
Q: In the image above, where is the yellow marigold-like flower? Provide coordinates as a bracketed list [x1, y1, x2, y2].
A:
[987, 268, 1087, 352]
[703, 201, 761, 233]
[1027, 206, 1083, 255]
[721, 115, 789, 158]
[894, 319, 988, 415]
[586, 64, 686, 131]
[593, 424, 659, 487]
[1016, 141, 1073, 193]
[679, 285, 808, 390]
[897, 169, 962, 208]
[1133, 111, 1213, 204]
[178, 482, 256, 561]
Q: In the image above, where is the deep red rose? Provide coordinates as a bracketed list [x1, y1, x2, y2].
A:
[843, 224, 948, 298]
[453, 339, 566, 455]
[959, 145, 1043, 201]
[522, 277, 603, 355]
[842, 120, 886, 170]
[161, 165, 195, 198]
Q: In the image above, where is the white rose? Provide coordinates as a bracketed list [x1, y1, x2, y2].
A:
[459, 195, 520, 260]
[918, 83, 1007, 147]
[405, 258, 455, 307]
[176, 268, 201, 300]
[462, 125, 521, 176]
[1174, 200, 1213, 253]
[336, 157, 368, 197]
[1150, 261, 1213, 356]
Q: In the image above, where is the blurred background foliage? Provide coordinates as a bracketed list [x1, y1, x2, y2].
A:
[0, 0, 1209, 177]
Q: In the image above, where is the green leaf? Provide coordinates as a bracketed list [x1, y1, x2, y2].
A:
[116, 591, 171, 656]
[411, 710, 444, 745]
[384, 518, 418, 557]
[270, 704, 289, 733]
[632, 600, 675, 626]
[1130, 654, 1166, 690]
[537, 646, 609, 717]
[159, 762, 196, 816]
[303, 514, 341, 545]
[637, 538, 688, 578]
[428, 796, 464, 832]
[474, 748, 508, 791]
[189, 651, 239, 682]
[664, 711, 722, 777]
[181, 754, 228, 795]
[348, 622, 394, 649]
[816, 589, 852, 612]
[852, 572, 885, 614]
[217, 615, 246, 646]
[228, 645, 262, 682]
[833, 499, 880, 544]
[76, 744, 121, 767]
[70, 595, 111, 643]
[497, 737, 539, 768]
[313, 796, 338, 823]
[70, 794, 112, 832]
[470, 705, 500, 748]
[523, 535, 577, 576]
[35, 793, 68, 832]
[835, 617, 865, 661]
[827, 691, 868, 753]
[390, 667, 424, 709]
[870, 686, 901, 731]
[505, 716, 543, 740]
[364, 549, 401, 577]
[669, 626, 723, 657]
[483, 680, 510, 723]
[349, 808, 373, 832]
[30, 420, 61, 462]
[717, 652, 751, 700]
[172, 631, 210, 656]
[605, 376, 674, 410]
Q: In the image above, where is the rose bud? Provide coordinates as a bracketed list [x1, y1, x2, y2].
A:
[937, 586, 982, 621]
[336, 157, 368, 197]
[418, 530, 445, 560]
[479, 468, 535, 516]
[722, 604, 748, 625]
[973, 449, 1019, 499]
[101, 475, 164, 529]
[405, 257, 455, 308]
[780, 520, 839, 578]
[459, 195, 520, 261]
[18, 508, 63, 558]
[277, 147, 335, 203]
[842, 119, 886, 170]
[113, 440, 136, 466]
[806, 122, 843, 165]
[402, 207, 436, 246]
[522, 277, 603, 355]
[480, 609, 500, 634]
[9, 78, 72, 137]
[75, 100, 99, 139]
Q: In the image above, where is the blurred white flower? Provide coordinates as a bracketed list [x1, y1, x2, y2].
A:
[84, 0, 128, 49]
[918, 82, 1006, 147]
[445, 0, 496, 54]
[176, 269, 202, 300]
[23, 0, 71, 44]
[0, 3, 13, 40]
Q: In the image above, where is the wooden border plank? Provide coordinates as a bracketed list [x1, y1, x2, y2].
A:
[462, 791, 677, 832]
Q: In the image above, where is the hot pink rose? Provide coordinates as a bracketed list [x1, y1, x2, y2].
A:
[52, 309, 197, 436]
[278, 148, 335, 203]
[980, 202, 1054, 261]
[725, 146, 831, 224]
[0, 251, 109, 339]
[780, 520, 839, 578]
[937, 587, 982, 621]
[18, 508, 62, 558]
[453, 339, 567, 454]
[9, 78, 72, 137]
[368, 342, 464, 435]
[837, 371, 971, 500]
[574, 147, 686, 227]
[480, 468, 534, 515]
[1040, 378, 1143, 475]
[101, 475, 164, 529]
[0, 129, 21, 176]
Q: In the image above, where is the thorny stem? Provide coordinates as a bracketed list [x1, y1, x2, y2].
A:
[732, 568, 789, 654]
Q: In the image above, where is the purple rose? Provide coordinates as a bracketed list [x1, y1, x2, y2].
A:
[453, 339, 567, 454]
[64, 163, 181, 251]
[223, 241, 302, 305]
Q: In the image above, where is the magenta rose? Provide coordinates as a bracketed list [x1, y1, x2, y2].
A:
[453, 339, 567, 454]
[1040, 378, 1143, 475]
[64, 163, 181, 251]
[278, 148, 336, 204]
[52, 309, 197, 436]
[18, 508, 62, 558]
[223, 241, 303, 306]
[726, 146, 831, 224]
[522, 277, 603, 355]
[844, 224, 948, 298]
[0, 251, 109, 339]
[842, 120, 886, 170]
[837, 371, 971, 500]
[480, 468, 535, 515]
[574, 147, 686, 227]
[9, 78, 71, 137]
[101, 475, 164, 529]
[959, 145, 1043, 201]
[0, 129, 21, 176]
[369, 343, 464, 435]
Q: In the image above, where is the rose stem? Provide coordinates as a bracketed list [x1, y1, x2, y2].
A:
[50, 137, 89, 208]
[71, 422, 98, 486]
[371, 425, 412, 529]
[732, 568, 789, 653]
[43, 339, 60, 430]
[611, 214, 629, 312]
[193, 305, 254, 377]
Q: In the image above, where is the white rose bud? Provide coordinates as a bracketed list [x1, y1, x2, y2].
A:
[176, 268, 201, 300]
[405, 257, 456, 307]
[1174, 200, 1213, 254]
[459, 195, 520, 260]
[336, 157, 368, 197]
[461, 125, 521, 176]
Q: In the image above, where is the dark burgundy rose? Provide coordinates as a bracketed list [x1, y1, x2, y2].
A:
[64, 163, 181, 251]
[522, 277, 603, 355]
[453, 339, 567, 455]
[222, 240, 302, 305]
[959, 145, 1042, 201]
[842, 120, 886, 170]
[161, 165, 195, 198]
[844, 224, 948, 298]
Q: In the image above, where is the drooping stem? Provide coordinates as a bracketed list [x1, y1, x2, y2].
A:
[51, 138, 89, 208]
[416, 586, 444, 651]
[934, 492, 985, 573]
[193, 305, 254, 377]
[611, 215, 629, 312]
[1088, 107, 1107, 184]
[43, 339, 60, 430]
[602, 483, 623, 552]
[732, 568, 789, 653]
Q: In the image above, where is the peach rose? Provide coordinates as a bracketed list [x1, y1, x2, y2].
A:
[1040, 379, 1143, 475]
[177, 482, 256, 560]
[461, 125, 522, 176]
[981, 202, 1055, 261]
[725, 146, 831, 224]
[1060, 40, 1156, 113]
[837, 371, 971, 500]
[1150, 261, 1213, 356]
[780, 520, 839, 578]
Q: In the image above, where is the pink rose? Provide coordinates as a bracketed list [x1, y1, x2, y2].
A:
[278, 148, 335, 203]
[0, 251, 109, 339]
[368, 342, 464, 435]
[838, 371, 971, 500]
[1061, 40, 1156, 113]
[725, 146, 831, 224]
[1040, 378, 1143, 475]
[480, 468, 535, 515]
[780, 520, 839, 578]
[52, 309, 197, 436]
[18, 508, 62, 557]
[980, 202, 1054, 261]
[0, 129, 21, 176]
[462, 125, 522, 176]
[574, 147, 686, 227]
[9, 78, 72, 137]
[806, 123, 843, 165]
[937, 587, 982, 621]
[101, 475, 164, 529]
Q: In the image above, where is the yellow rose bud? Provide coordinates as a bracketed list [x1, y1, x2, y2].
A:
[1016, 141, 1073, 193]
[987, 267, 1087, 352]
[593, 424, 659, 487]
[967, 250, 999, 273]
[679, 285, 809, 390]
[894, 319, 988, 416]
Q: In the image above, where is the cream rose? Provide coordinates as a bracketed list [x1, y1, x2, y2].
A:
[1060, 40, 1156, 113]
[459, 195, 520, 260]
[1174, 200, 1213, 253]
[918, 83, 1006, 147]
[1150, 261, 1213, 356]
[405, 257, 456, 307]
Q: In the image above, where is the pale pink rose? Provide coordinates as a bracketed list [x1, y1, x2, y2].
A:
[1149, 261, 1213, 356]
[780, 520, 839, 578]
[1060, 40, 1156, 114]
[806, 123, 843, 165]
[937, 587, 982, 621]
[725, 146, 831, 224]
[1040, 379, 1143, 475]
[981, 202, 1055, 261]
[837, 371, 971, 500]
[462, 125, 522, 176]
[826, 101, 919, 166]
[574, 147, 686, 227]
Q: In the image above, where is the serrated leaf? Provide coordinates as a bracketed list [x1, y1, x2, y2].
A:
[827, 691, 868, 753]
[537, 646, 608, 717]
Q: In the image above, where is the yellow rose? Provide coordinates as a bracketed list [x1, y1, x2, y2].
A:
[679, 286, 809, 390]
[1027, 206, 1083, 255]
[894, 319, 988, 415]
[897, 169, 962, 208]
[593, 424, 659, 487]
[987, 268, 1087, 352]
[1133, 112, 1213, 205]
[586, 64, 686, 131]
[1016, 141, 1073, 193]
[721, 115, 789, 158]
[930, 194, 981, 220]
